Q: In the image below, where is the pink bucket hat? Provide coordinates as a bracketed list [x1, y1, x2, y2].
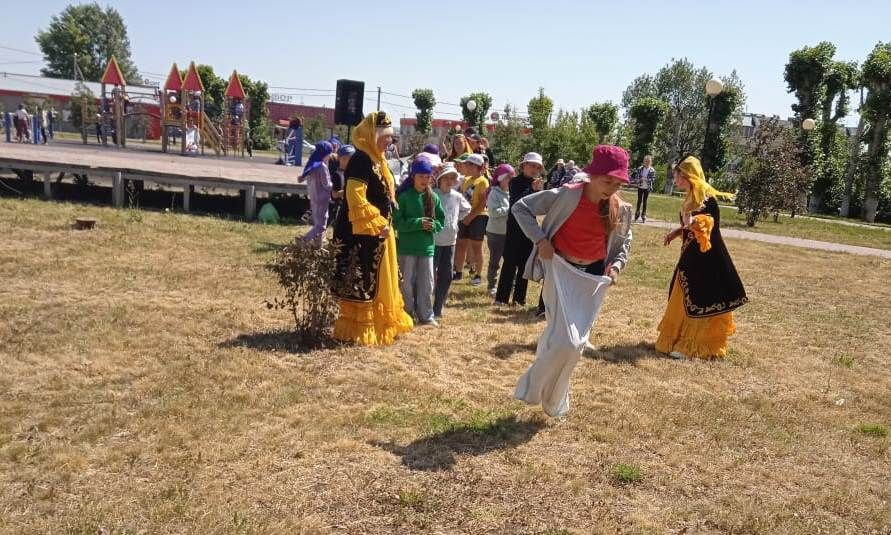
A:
[582, 145, 630, 183]
[493, 163, 515, 183]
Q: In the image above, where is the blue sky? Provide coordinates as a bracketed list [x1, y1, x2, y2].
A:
[3, 0, 889, 125]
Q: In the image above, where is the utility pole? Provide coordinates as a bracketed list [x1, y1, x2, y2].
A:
[377, 86, 381, 111]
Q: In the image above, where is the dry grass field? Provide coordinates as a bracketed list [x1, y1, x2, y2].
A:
[1, 198, 889, 534]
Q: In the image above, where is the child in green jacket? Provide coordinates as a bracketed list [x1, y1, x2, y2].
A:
[394, 158, 446, 326]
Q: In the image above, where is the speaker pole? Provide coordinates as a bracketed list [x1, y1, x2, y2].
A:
[377, 86, 381, 111]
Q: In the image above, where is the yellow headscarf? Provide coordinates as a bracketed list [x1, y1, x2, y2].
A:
[352, 111, 396, 203]
[676, 156, 735, 213]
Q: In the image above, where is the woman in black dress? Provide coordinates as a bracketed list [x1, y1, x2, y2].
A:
[656, 156, 748, 360]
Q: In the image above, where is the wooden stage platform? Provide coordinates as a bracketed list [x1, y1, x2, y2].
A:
[0, 143, 307, 219]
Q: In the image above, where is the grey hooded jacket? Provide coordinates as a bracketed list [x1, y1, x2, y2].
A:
[511, 185, 633, 282]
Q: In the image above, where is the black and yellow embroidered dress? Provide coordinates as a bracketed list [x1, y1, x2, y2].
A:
[655, 196, 748, 358]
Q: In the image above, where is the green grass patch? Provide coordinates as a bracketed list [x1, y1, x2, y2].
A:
[397, 488, 427, 510]
[854, 423, 888, 438]
[831, 355, 855, 368]
[612, 462, 643, 484]
[639, 193, 891, 251]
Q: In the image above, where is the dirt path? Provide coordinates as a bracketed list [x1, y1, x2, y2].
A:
[640, 219, 891, 259]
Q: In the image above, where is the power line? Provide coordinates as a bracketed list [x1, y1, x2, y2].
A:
[0, 60, 43, 65]
[0, 44, 42, 56]
[268, 85, 334, 93]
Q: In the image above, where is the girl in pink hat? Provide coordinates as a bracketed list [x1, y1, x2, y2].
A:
[510, 145, 634, 417]
[485, 164, 516, 295]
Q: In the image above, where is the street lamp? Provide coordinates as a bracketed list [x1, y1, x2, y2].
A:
[466, 100, 477, 112]
[705, 78, 724, 97]
[802, 118, 816, 131]
[701, 78, 725, 173]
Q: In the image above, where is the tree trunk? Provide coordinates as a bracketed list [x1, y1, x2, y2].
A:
[862, 118, 888, 223]
[839, 115, 865, 217]
[664, 120, 681, 194]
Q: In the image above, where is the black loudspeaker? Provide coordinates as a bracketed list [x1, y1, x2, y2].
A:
[335, 79, 365, 126]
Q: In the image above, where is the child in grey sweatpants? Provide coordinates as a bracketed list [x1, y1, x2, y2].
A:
[485, 164, 515, 295]
[432, 164, 471, 318]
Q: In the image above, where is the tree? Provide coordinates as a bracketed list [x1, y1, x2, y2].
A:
[36, 3, 138, 82]
[587, 102, 619, 144]
[460, 92, 492, 131]
[629, 98, 668, 166]
[527, 87, 553, 135]
[490, 104, 529, 165]
[653, 59, 714, 192]
[411, 89, 436, 135]
[784, 42, 859, 212]
[196, 65, 228, 120]
[304, 114, 327, 144]
[860, 42, 891, 222]
[701, 85, 742, 175]
[621, 74, 657, 115]
[736, 118, 811, 226]
[239, 74, 272, 150]
[68, 82, 96, 130]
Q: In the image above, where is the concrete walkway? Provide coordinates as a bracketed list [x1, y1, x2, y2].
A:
[639, 219, 891, 260]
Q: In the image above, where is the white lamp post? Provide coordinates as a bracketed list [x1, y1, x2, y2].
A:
[705, 78, 724, 97]
[466, 99, 477, 112]
[802, 118, 816, 131]
[702, 78, 725, 172]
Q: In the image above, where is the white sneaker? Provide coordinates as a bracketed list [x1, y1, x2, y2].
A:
[669, 351, 688, 360]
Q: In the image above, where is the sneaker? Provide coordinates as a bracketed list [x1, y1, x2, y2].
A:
[419, 318, 439, 327]
[669, 351, 688, 360]
[453, 271, 462, 280]
[488, 288, 497, 297]
[535, 310, 546, 319]
[642, 215, 647, 223]
[470, 275, 482, 286]
[493, 300, 508, 307]
[634, 215, 640, 222]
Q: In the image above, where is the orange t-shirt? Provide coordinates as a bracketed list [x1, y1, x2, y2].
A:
[552, 194, 607, 261]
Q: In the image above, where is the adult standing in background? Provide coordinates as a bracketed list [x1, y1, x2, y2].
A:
[548, 159, 566, 189]
[633, 155, 656, 222]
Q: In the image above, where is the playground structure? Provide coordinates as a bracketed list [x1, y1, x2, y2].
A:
[70, 57, 250, 158]
[80, 56, 161, 147]
[159, 62, 250, 157]
[222, 71, 249, 158]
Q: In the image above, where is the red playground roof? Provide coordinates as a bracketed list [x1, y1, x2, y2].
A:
[164, 63, 183, 91]
[182, 62, 205, 92]
[101, 56, 127, 86]
[225, 70, 246, 99]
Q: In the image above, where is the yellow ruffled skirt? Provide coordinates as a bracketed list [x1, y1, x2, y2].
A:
[333, 231, 413, 346]
[655, 273, 736, 359]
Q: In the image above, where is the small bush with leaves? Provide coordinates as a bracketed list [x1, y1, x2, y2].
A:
[266, 239, 340, 348]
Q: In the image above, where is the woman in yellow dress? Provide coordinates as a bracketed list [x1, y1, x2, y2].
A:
[656, 156, 748, 359]
[331, 111, 414, 345]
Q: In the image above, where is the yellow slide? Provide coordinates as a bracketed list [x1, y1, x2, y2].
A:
[200, 112, 223, 156]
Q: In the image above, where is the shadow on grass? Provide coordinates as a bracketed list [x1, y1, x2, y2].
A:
[585, 341, 660, 364]
[488, 306, 544, 324]
[219, 329, 340, 355]
[490, 341, 537, 360]
[371, 415, 545, 471]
